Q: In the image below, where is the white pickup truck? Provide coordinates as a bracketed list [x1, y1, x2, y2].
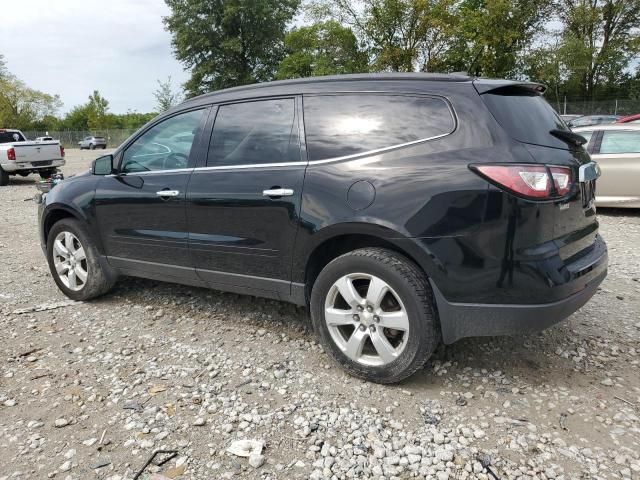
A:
[0, 129, 65, 186]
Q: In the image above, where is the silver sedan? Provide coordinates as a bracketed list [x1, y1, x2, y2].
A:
[574, 125, 640, 208]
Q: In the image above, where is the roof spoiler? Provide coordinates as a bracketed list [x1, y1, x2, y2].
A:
[473, 79, 547, 95]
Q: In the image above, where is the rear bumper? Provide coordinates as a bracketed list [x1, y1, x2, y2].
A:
[432, 235, 608, 343]
[1, 159, 65, 173]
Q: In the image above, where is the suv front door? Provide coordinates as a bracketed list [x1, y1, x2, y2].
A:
[94, 108, 208, 280]
[186, 97, 306, 297]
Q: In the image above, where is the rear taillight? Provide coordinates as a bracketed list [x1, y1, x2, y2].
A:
[470, 164, 573, 200]
[7, 148, 16, 161]
[550, 166, 572, 195]
[60, 145, 65, 157]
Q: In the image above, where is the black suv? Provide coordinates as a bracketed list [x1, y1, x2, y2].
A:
[38, 73, 607, 383]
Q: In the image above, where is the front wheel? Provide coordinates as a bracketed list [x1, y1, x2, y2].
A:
[310, 248, 439, 384]
[89, 144, 95, 150]
[46, 218, 116, 300]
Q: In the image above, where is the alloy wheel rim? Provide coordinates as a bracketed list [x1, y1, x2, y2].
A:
[52, 231, 88, 291]
[324, 273, 410, 366]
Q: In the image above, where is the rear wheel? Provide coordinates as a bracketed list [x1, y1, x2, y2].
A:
[39, 169, 55, 179]
[102, 145, 107, 149]
[0, 168, 9, 186]
[310, 248, 439, 383]
[46, 218, 116, 300]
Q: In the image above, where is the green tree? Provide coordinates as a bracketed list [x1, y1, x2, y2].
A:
[555, 0, 640, 100]
[309, 0, 458, 72]
[86, 90, 109, 129]
[154, 76, 183, 112]
[276, 21, 368, 79]
[0, 54, 7, 79]
[164, 0, 300, 96]
[443, 0, 551, 77]
[0, 75, 62, 130]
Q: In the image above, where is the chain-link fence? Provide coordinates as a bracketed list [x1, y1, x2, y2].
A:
[21, 129, 138, 148]
[547, 98, 640, 116]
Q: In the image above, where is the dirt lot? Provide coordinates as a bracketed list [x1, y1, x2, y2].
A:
[0, 149, 639, 480]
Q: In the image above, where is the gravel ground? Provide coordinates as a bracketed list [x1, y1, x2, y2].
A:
[0, 150, 639, 480]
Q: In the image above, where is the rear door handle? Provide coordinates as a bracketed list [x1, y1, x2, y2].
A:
[263, 188, 294, 197]
[156, 190, 180, 197]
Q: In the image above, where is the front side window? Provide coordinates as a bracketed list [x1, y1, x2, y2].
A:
[303, 94, 454, 161]
[121, 109, 204, 173]
[208, 98, 300, 166]
[600, 130, 640, 154]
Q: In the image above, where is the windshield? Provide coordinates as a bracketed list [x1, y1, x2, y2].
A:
[482, 87, 572, 149]
[0, 131, 25, 143]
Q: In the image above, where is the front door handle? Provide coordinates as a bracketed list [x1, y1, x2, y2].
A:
[156, 190, 180, 197]
[263, 188, 294, 197]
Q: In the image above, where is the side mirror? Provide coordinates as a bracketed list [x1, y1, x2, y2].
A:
[92, 154, 114, 175]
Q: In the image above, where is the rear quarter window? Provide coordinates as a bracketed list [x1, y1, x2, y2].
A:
[303, 94, 455, 161]
[481, 87, 569, 149]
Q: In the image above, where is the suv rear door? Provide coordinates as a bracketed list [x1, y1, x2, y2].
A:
[186, 96, 305, 296]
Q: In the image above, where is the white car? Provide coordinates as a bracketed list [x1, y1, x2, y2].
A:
[0, 129, 65, 186]
[574, 124, 640, 208]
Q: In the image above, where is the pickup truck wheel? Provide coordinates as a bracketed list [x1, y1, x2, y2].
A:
[0, 168, 9, 186]
[89, 144, 95, 150]
[310, 247, 439, 384]
[39, 169, 54, 179]
[46, 218, 116, 301]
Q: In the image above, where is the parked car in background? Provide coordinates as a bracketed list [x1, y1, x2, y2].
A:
[38, 73, 607, 383]
[78, 136, 107, 150]
[567, 115, 620, 128]
[615, 113, 640, 124]
[560, 114, 582, 123]
[0, 129, 65, 186]
[574, 124, 640, 208]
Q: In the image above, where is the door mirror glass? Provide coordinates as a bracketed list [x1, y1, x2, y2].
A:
[92, 155, 114, 175]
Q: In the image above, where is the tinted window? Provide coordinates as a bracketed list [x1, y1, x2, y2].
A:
[0, 131, 25, 143]
[482, 87, 570, 149]
[121, 109, 204, 173]
[208, 99, 299, 166]
[304, 94, 454, 161]
[600, 130, 640, 154]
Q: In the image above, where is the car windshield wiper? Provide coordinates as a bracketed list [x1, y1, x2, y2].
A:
[549, 129, 587, 147]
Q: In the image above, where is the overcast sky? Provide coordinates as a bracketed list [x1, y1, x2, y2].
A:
[0, 0, 189, 114]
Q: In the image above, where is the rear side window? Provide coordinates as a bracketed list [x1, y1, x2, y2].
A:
[303, 94, 454, 161]
[482, 87, 569, 149]
[0, 131, 25, 143]
[600, 130, 640, 154]
[208, 98, 300, 166]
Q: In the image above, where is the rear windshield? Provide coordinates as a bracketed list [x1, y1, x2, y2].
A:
[481, 87, 570, 149]
[0, 131, 25, 143]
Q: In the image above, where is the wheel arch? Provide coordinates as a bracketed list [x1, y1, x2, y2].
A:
[42, 205, 84, 246]
[301, 223, 439, 305]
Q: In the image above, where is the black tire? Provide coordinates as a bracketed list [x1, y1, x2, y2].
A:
[39, 169, 54, 179]
[46, 218, 116, 301]
[89, 143, 95, 150]
[310, 248, 440, 384]
[0, 168, 9, 186]
[102, 145, 107, 149]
